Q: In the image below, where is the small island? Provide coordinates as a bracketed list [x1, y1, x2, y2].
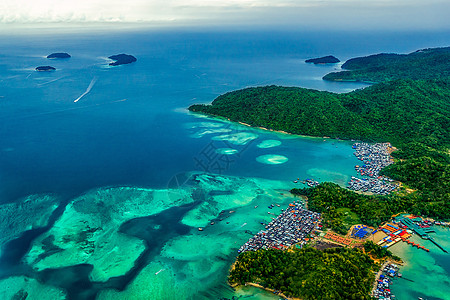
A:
[108, 54, 137, 66]
[47, 53, 71, 59]
[35, 66, 56, 72]
[305, 55, 340, 64]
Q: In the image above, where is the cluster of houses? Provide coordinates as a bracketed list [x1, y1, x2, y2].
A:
[373, 263, 401, 300]
[348, 142, 398, 195]
[238, 202, 321, 253]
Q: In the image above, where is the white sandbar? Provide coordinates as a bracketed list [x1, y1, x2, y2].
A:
[212, 132, 258, 145]
[256, 154, 288, 165]
[216, 148, 238, 155]
[256, 140, 282, 149]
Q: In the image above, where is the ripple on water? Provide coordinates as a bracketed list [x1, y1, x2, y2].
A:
[256, 154, 288, 165]
[256, 140, 282, 149]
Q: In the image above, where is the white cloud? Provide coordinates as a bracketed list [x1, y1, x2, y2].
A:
[0, 0, 449, 30]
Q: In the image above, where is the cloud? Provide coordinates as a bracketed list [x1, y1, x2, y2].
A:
[0, 0, 449, 30]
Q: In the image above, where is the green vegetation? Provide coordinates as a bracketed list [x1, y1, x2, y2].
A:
[229, 247, 376, 299]
[189, 79, 450, 215]
[292, 182, 450, 231]
[189, 47, 450, 299]
[337, 208, 361, 233]
[323, 47, 450, 82]
[189, 80, 449, 148]
[363, 241, 401, 261]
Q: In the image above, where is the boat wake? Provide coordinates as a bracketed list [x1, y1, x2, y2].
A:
[74, 77, 97, 103]
[155, 268, 165, 275]
[37, 77, 64, 86]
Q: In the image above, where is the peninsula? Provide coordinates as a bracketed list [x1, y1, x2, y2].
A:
[305, 55, 340, 64]
[108, 54, 137, 66]
[47, 53, 71, 59]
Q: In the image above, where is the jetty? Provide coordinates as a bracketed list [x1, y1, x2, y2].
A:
[400, 218, 447, 253]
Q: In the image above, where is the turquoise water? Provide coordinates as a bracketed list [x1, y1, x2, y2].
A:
[389, 226, 450, 300]
[0, 29, 449, 299]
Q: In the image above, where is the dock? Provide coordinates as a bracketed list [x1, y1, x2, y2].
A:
[400, 218, 447, 253]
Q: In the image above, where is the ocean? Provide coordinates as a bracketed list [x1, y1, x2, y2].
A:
[0, 28, 449, 299]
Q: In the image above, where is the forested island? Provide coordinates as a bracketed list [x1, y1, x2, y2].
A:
[35, 66, 56, 71]
[47, 52, 71, 59]
[108, 54, 137, 66]
[190, 46, 450, 299]
[323, 47, 450, 82]
[305, 55, 340, 64]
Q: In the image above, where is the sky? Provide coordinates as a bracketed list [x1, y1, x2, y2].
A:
[0, 0, 450, 31]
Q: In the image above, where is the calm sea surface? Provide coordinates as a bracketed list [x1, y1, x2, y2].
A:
[0, 29, 448, 299]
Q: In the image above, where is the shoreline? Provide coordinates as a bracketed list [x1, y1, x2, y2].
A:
[190, 111, 359, 143]
[371, 260, 403, 299]
[243, 282, 301, 300]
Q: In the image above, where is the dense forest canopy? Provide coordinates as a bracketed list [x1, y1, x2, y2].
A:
[189, 80, 450, 149]
[229, 247, 376, 300]
[323, 47, 450, 82]
[363, 241, 401, 261]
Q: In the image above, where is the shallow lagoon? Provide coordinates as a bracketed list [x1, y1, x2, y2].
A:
[389, 226, 450, 300]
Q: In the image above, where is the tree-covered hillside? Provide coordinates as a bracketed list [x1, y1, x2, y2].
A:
[229, 247, 376, 300]
[323, 47, 450, 82]
[189, 79, 450, 215]
[189, 80, 450, 148]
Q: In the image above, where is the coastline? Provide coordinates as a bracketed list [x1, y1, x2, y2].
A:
[190, 111, 356, 143]
[322, 77, 377, 85]
[243, 282, 301, 300]
[370, 259, 403, 298]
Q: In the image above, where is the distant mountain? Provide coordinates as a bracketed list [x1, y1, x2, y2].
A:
[323, 47, 450, 82]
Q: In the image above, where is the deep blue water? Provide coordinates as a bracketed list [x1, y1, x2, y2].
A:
[1, 29, 449, 203]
